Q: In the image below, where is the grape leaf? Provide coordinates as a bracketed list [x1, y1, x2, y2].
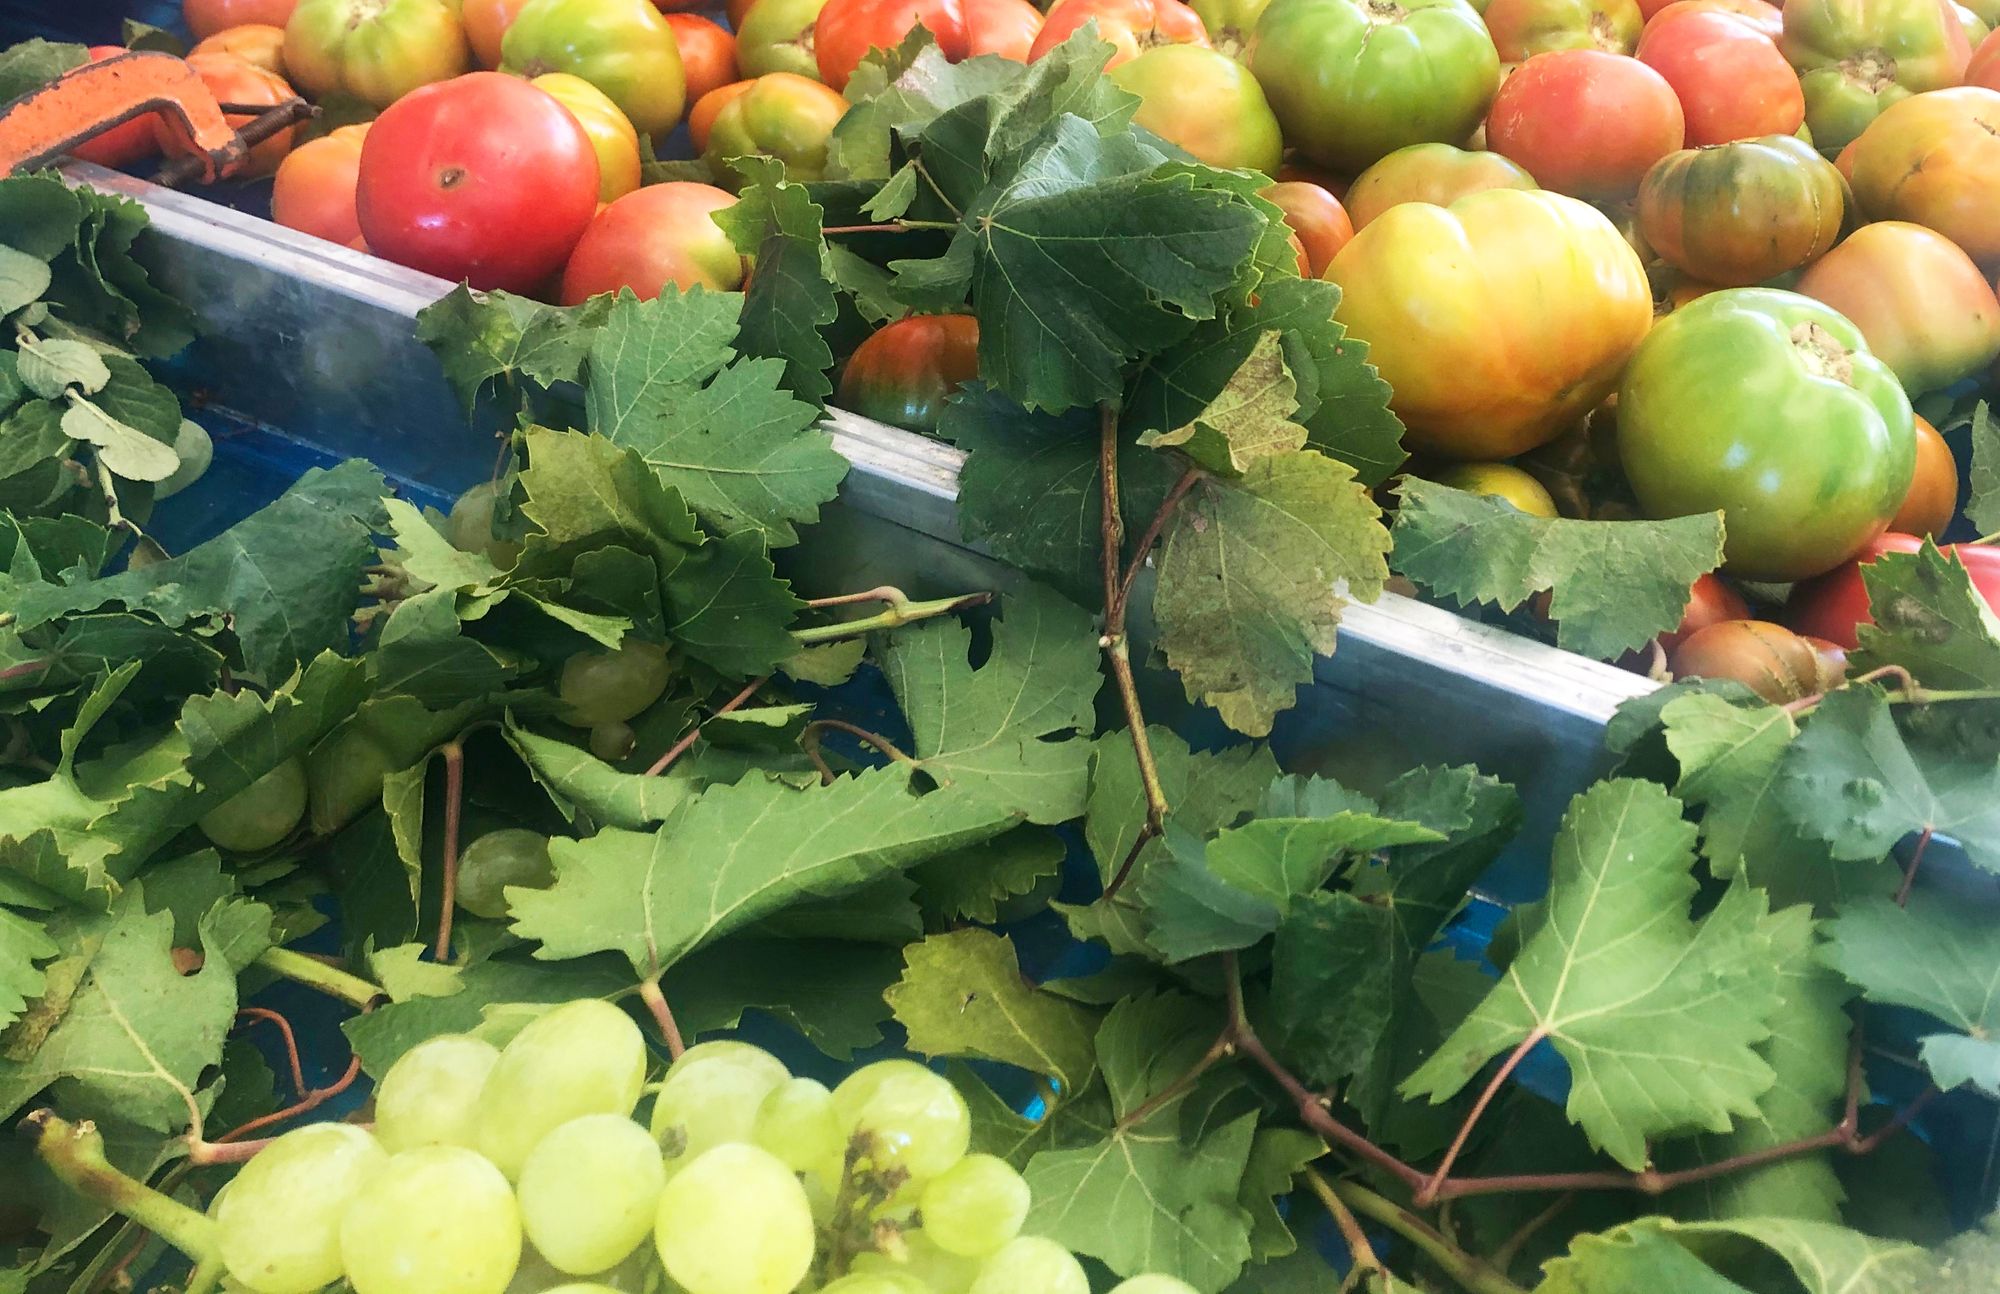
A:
[342, 955, 633, 1077]
[1853, 540, 2000, 689]
[663, 937, 902, 1059]
[413, 285, 612, 416]
[15, 336, 107, 398]
[716, 157, 838, 406]
[1390, 477, 1727, 660]
[1538, 1216, 1927, 1294]
[1964, 401, 2000, 536]
[59, 395, 179, 483]
[824, 33, 1009, 179]
[885, 927, 1099, 1089]
[1238, 1127, 1322, 1262]
[505, 722, 696, 830]
[1154, 448, 1391, 737]
[878, 581, 1099, 824]
[0, 40, 85, 105]
[1820, 894, 2000, 1098]
[0, 909, 58, 1033]
[1134, 331, 1303, 476]
[1084, 726, 1279, 885]
[1778, 686, 2000, 873]
[1404, 779, 1789, 1170]
[909, 826, 1064, 923]
[583, 289, 845, 544]
[0, 244, 51, 316]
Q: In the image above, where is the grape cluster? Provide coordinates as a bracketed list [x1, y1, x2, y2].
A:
[210, 1000, 1201, 1294]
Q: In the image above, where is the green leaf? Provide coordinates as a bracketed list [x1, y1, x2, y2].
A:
[1155, 448, 1391, 737]
[664, 937, 900, 1058]
[121, 18, 186, 54]
[366, 943, 464, 1004]
[1821, 893, 2000, 1098]
[1085, 726, 1278, 885]
[15, 336, 108, 398]
[583, 289, 845, 545]
[59, 396, 180, 482]
[0, 908, 58, 1033]
[1779, 686, 2000, 873]
[0, 40, 86, 104]
[878, 582, 1099, 824]
[413, 285, 612, 416]
[886, 927, 1099, 1089]
[1404, 779, 1789, 1170]
[1134, 827, 1282, 963]
[1238, 1127, 1322, 1262]
[825, 36, 1033, 180]
[343, 955, 632, 1077]
[1538, 1216, 1927, 1294]
[1390, 477, 1727, 660]
[505, 722, 696, 830]
[0, 244, 52, 315]
[1135, 331, 1303, 476]
[715, 157, 839, 406]
[1854, 539, 2000, 688]
[909, 826, 1065, 923]
[1964, 401, 2000, 536]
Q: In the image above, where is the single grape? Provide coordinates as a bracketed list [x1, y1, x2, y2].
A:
[832, 1060, 971, 1185]
[306, 723, 399, 837]
[198, 757, 308, 854]
[476, 999, 648, 1178]
[340, 1145, 522, 1294]
[654, 1143, 815, 1294]
[966, 1237, 1088, 1294]
[156, 419, 213, 499]
[649, 1041, 789, 1170]
[919, 1154, 1029, 1257]
[558, 639, 673, 727]
[852, 1232, 982, 1294]
[819, 1275, 928, 1293]
[541, 1286, 624, 1294]
[374, 1034, 499, 1153]
[455, 829, 555, 918]
[1108, 1276, 1202, 1294]
[518, 1114, 666, 1275]
[589, 721, 636, 762]
[751, 1076, 844, 1185]
[216, 1123, 386, 1294]
[447, 479, 524, 568]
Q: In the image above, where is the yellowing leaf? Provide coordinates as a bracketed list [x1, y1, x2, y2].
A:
[886, 927, 1099, 1090]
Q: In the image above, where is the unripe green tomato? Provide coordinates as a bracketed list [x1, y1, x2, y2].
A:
[1779, 0, 1973, 93]
[1616, 287, 1915, 580]
[558, 639, 674, 727]
[199, 757, 308, 854]
[502, 0, 687, 137]
[738, 0, 831, 80]
[1110, 44, 1284, 173]
[284, 0, 469, 109]
[1191, 0, 1276, 58]
[1799, 57, 1912, 156]
[703, 72, 850, 182]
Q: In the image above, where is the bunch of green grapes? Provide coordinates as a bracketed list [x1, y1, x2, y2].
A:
[209, 1001, 1205, 1294]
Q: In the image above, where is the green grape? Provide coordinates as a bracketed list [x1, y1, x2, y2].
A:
[455, 829, 555, 918]
[589, 721, 636, 761]
[649, 1041, 789, 1170]
[558, 639, 674, 727]
[966, 1237, 1088, 1294]
[919, 1154, 1029, 1257]
[156, 419, 213, 499]
[374, 1034, 499, 1153]
[306, 723, 399, 837]
[752, 1076, 844, 1185]
[653, 1143, 815, 1294]
[1108, 1277, 1202, 1294]
[216, 1123, 386, 1294]
[448, 479, 524, 568]
[198, 757, 308, 854]
[542, 1286, 625, 1294]
[340, 1145, 522, 1294]
[832, 1060, 971, 1184]
[476, 1000, 648, 1178]
[518, 1114, 666, 1275]
[852, 1232, 982, 1294]
[819, 1276, 928, 1294]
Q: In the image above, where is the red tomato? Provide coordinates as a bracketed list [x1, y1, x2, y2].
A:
[1638, 8, 1806, 144]
[190, 23, 288, 74]
[71, 48, 161, 168]
[1790, 534, 2000, 649]
[1029, 0, 1208, 65]
[153, 53, 301, 178]
[965, 0, 1046, 58]
[560, 182, 746, 303]
[1646, 0, 1782, 38]
[185, 0, 297, 39]
[1888, 415, 1959, 539]
[272, 122, 369, 245]
[1663, 571, 1752, 650]
[357, 72, 600, 293]
[1486, 50, 1685, 200]
[666, 14, 741, 106]
[1261, 180, 1353, 275]
[836, 314, 980, 433]
[462, 0, 535, 67]
[1971, 26, 2000, 88]
[817, 0, 1042, 88]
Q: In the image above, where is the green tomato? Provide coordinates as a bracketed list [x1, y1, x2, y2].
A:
[703, 72, 851, 183]
[1799, 57, 1913, 156]
[502, 0, 687, 137]
[1110, 44, 1284, 173]
[1779, 0, 1971, 93]
[1249, 0, 1499, 173]
[1190, 0, 1276, 58]
[199, 757, 308, 854]
[283, 0, 469, 109]
[1616, 288, 1916, 582]
[737, 0, 831, 80]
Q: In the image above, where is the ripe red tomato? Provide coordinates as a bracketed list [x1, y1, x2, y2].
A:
[1646, 0, 1783, 38]
[836, 314, 980, 434]
[1030, 0, 1208, 64]
[71, 48, 162, 168]
[559, 182, 746, 304]
[154, 53, 301, 178]
[1790, 534, 2000, 648]
[1486, 50, 1685, 200]
[1889, 415, 1959, 539]
[185, 0, 297, 39]
[190, 24, 288, 75]
[816, 0, 1041, 89]
[1638, 8, 1806, 144]
[1636, 133, 1845, 284]
[272, 122, 370, 246]
[667, 13, 742, 104]
[357, 72, 600, 293]
[1484, 0, 1643, 59]
[1664, 572, 1752, 650]
[1261, 181, 1353, 275]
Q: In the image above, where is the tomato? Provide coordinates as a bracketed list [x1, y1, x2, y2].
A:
[1431, 463, 1560, 515]
[737, 0, 825, 79]
[1849, 87, 2000, 268]
[1645, 0, 1783, 39]
[1662, 572, 1752, 650]
[1109, 44, 1282, 171]
[1261, 181, 1352, 274]
[559, 182, 746, 303]
[1342, 142, 1536, 226]
[664, 15, 740, 108]
[689, 80, 755, 151]
[1790, 534, 2000, 647]
[1635, 134, 1845, 286]
[1668, 620, 1832, 702]
[533, 72, 643, 202]
[1191, 0, 1275, 56]
[1793, 220, 2000, 394]
[1638, 9, 1806, 144]
[502, 0, 687, 136]
[1957, 0, 1991, 43]
[154, 54, 301, 178]
[191, 24, 288, 75]
[186, 0, 298, 39]
[1888, 414, 1959, 538]
[1798, 55, 1911, 154]
[836, 314, 980, 433]
[702, 72, 849, 181]
[1326, 189, 1650, 459]
[1030, 0, 1208, 65]
[462, 0, 534, 66]
[1250, 0, 1500, 173]
[358, 72, 599, 292]
[1779, 0, 1970, 92]
[1483, 0, 1643, 58]
[1617, 288, 1915, 580]
[71, 48, 162, 168]
[272, 122, 369, 244]
[285, 0, 468, 107]
[1970, 25, 2000, 86]
[1486, 50, 1684, 200]
[817, 0, 1042, 89]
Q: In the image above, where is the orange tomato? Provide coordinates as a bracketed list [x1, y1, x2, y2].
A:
[1889, 414, 1959, 538]
[272, 122, 370, 245]
[1030, 0, 1206, 63]
[191, 23, 288, 75]
[1260, 181, 1353, 275]
[1848, 86, 2000, 268]
[1794, 219, 2000, 394]
[689, 79, 755, 151]
[1343, 143, 1537, 228]
[462, 0, 535, 67]
[154, 53, 300, 178]
[184, 0, 298, 39]
[559, 182, 746, 303]
[532, 73, 643, 203]
[666, 14, 741, 107]
[1645, 0, 1782, 38]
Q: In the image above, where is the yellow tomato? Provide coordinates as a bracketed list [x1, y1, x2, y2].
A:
[532, 72, 642, 203]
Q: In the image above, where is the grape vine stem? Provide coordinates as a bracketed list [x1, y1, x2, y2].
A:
[646, 675, 768, 776]
[1300, 1168, 1391, 1291]
[1329, 1177, 1528, 1294]
[22, 1112, 218, 1265]
[637, 974, 686, 1060]
[791, 589, 992, 644]
[253, 948, 384, 1011]
[435, 739, 465, 960]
